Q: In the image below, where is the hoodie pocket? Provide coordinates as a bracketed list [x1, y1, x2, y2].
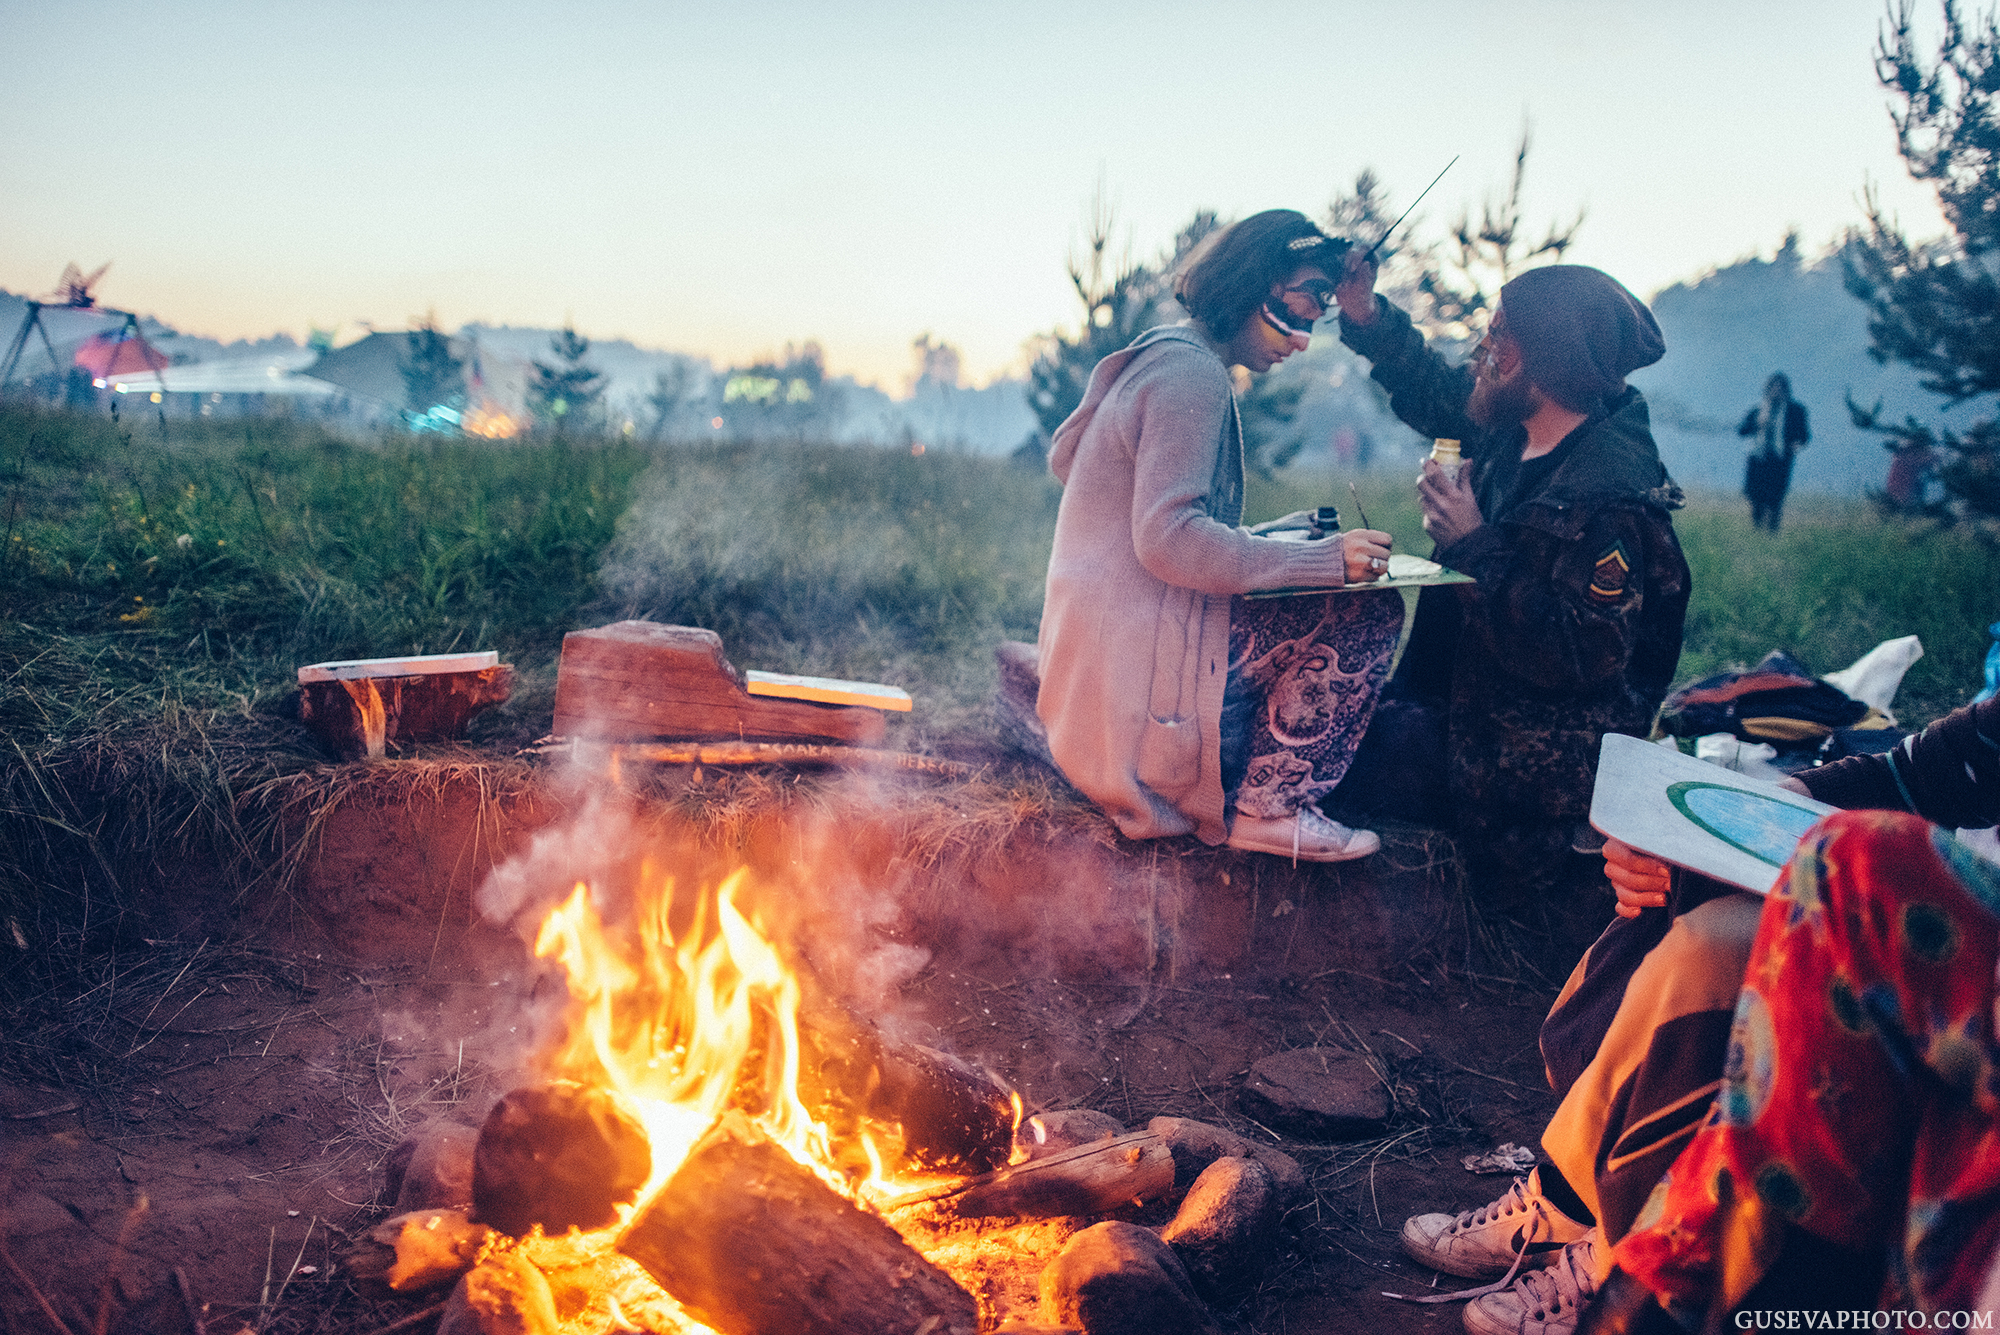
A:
[1136, 584, 1205, 801]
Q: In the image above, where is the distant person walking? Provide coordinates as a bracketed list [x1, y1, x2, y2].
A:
[1736, 372, 1809, 531]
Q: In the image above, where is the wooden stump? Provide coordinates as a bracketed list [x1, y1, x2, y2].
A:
[617, 1115, 977, 1335]
[552, 622, 886, 745]
[992, 641, 1053, 767]
[297, 652, 513, 759]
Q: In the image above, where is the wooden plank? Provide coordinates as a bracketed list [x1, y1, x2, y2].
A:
[298, 651, 499, 682]
[552, 623, 886, 745]
[744, 670, 912, 712]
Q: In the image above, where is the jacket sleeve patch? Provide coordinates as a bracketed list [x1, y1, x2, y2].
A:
[1588, 542, 1632, 603]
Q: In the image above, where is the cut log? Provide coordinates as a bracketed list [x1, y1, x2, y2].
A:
[552, 622, 886, 745]
[297, 652, 512, 759]
[616, 1115, 978, 1335]
[886, 1131, 1175, 1219]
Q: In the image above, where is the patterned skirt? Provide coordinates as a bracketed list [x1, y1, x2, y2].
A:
[1221, 588, 1403, 819]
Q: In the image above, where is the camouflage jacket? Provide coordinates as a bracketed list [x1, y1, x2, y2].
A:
[1341, 298, 1692, 832]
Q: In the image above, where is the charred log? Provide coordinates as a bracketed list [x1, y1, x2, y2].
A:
[796, 999, 1015, 1176]
[470, 1082, 651, 1239]
[616, 1115, 978, 1335]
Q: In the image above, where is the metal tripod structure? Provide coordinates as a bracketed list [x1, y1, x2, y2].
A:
[0, 301, 147, 391]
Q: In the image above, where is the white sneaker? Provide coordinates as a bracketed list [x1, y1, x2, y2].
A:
[1401, 1168, 1592, 1280]
[1226, 807, 1380, 863]
[1461, 1234, 1599, 1335]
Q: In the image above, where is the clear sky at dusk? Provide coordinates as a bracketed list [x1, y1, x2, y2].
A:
[0, 0, 1950, 391]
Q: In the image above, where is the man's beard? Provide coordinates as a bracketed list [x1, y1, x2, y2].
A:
[1468, 368, 1534, 429]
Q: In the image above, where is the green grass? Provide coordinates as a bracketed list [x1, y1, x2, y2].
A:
[1251, 467, 2000, 727]
[2, 406, 1995, 955]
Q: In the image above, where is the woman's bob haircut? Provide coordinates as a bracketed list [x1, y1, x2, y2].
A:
[1174, 210, 1351, 341]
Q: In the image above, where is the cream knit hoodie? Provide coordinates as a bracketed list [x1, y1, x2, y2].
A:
[1036, 325, 1353, 844]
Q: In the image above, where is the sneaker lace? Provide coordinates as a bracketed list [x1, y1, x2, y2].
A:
[1291, 807, 1353, 866]
[1383, 1180, 1562, 1306]
[1509, 1238, 1598, 1317]
[1454, 1177, 1533, 1232]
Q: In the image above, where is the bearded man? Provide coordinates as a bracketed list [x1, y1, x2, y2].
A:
[1326, 260, 1692, 905]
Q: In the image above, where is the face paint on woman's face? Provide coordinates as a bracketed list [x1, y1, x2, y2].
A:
[1260, 278, 1336, 341]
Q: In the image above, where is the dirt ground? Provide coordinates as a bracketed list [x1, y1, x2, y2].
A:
[0, 760, 1612, 1335]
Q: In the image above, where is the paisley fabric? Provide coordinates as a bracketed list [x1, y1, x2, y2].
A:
[1612, 809, 2000, 1322]
[1224, 588, 1402, 819]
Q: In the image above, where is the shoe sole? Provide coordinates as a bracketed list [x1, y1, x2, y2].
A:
[1398, 1228, 1561, 1280]
[1224, 831, 1381, 862]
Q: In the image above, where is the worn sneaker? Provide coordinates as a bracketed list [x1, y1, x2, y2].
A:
[1226, 807, 1380, 863]
[1400, 1168, 1592, 1280]
[1461, 1234, 1599, 1335]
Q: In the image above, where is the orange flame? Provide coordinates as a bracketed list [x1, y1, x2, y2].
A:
[529, 863, 917, 1217]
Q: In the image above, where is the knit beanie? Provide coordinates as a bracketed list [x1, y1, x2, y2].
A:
[1497, 265, 1665, 413]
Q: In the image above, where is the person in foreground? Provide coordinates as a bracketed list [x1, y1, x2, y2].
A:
[1036, 210, 1403, 862]
[1392, 698, 2000, 1334]
[1326, 256, 1691, 902]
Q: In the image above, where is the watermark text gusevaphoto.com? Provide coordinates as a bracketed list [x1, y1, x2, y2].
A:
[1733, 1314, 1994, 1330]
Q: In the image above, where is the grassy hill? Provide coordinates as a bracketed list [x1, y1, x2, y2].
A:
[2, 405, 1994, 954]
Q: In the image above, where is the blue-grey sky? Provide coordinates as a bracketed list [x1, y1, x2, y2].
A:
[0, 0, 1949, 389]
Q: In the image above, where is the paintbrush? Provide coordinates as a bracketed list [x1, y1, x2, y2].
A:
[1361, 155, 1459, 264]
[1348, 481, 1372, 532]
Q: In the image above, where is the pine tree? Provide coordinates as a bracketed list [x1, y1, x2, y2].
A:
[400, 312, 465, 415]
[1844, 0, 2000, 523]
[529, 324, 606, 433]
[1025, 190, 1213, 441]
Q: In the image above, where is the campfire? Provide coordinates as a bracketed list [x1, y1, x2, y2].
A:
[347, 814, 1301, 1335]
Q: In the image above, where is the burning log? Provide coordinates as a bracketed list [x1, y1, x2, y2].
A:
[800, 1021, 1018, 1176]
[617, 1115, 978, 1335]
[886, 1131, 1175, 1220]
[342, 1209, 493, 1297]
[470, 1083, 651, 1239]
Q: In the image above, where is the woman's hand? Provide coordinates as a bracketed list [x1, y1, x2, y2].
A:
[1341, 528, 1393, 584]
[1336, 249, 1379, 325]
[1603, 838, 1672, 918]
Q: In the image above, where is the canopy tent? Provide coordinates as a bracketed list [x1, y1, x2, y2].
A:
[73, 329, 169, 379]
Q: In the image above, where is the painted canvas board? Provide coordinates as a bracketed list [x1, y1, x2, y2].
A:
[1589, 732, 1838, 894]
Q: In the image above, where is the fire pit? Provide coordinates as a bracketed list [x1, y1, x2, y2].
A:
[347, 805, 1307, 1335]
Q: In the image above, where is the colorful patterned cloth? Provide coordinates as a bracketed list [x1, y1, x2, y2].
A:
[1221, 588, 1402, 818]
[1613, 809, 2000, 1321]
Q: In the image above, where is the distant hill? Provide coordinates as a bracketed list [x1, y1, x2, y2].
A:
[1632, 239, 1947, 497]
[0, 294, 1038, 453]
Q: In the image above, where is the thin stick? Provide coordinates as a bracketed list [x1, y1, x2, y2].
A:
[1347, 482, 1372, 532]
[1361, 155, 1459, 263]
[877, 1131, 1160, 1210]
[357, 1302, 448, 1335]
[0, 1231, 76, 1335]
[257, 1226, 275, 1325]
[267, 1216, 315, 1314]
[173, 1268, 207, 1335]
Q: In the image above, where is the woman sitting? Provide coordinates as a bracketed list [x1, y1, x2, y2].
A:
[1035, 210, 1403, 862]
